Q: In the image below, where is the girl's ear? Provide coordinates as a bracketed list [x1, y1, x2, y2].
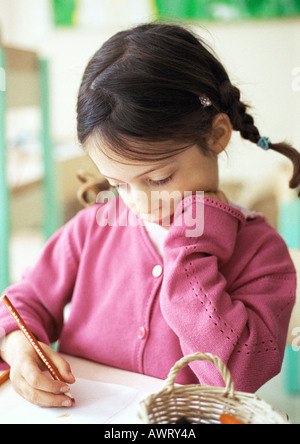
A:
[208, 113, 232, 155]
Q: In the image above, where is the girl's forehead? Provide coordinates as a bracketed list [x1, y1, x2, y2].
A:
[87, 135, 193, 163]
[88, 143, 178, 180]
[86, 131, 195, 160]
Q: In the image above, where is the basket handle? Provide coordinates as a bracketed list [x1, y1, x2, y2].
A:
[162, 352, 235, 397]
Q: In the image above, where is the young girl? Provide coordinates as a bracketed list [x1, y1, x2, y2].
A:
[0, 23, 299, 409]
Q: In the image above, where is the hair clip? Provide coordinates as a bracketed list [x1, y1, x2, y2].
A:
[257, 136, 271, 150]
[199, 96, 212, 108]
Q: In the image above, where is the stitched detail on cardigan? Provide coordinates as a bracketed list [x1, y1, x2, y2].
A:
[203, 197, 246, 224]
[232, 274, 296, 320]
[184, 243, 283, 356]
[276, 289, 295, 320]
[175, 195, 246, 225]
[238, 273, 296, 285]
[184, 262, 239, 344]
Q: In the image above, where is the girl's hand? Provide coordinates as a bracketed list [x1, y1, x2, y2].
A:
[162, 190, 228, 230]
[1, 331, 75, 408]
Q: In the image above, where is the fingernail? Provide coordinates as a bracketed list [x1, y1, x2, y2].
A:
[60, 385, 70, 393]
[68, 372, 76, 382]
[62, 399, 72, 407]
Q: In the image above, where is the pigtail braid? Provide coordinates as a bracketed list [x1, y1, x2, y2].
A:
[219, 81, 300, 197]
[269, 142, 300, 196]
[219, 81, 260, 143]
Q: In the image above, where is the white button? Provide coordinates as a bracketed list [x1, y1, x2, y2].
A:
[137, 326, 147, 340]
[152, 265, 163, 278]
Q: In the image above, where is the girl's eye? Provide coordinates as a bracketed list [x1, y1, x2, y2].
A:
[148, 175, 173, 187]
[110, 175, 174, 189]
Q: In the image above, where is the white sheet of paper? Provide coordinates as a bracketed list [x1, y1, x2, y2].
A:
[0, 377, 149, 424]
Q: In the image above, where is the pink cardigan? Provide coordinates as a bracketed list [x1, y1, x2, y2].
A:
[0, 195, 296, 393]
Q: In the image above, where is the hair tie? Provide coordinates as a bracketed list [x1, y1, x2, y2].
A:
[257, 136, 271, 150]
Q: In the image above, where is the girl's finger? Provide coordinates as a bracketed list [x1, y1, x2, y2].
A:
[12, 375, 74, 408]
[17, 358, 71, 395]
[39, 343, 76, 384]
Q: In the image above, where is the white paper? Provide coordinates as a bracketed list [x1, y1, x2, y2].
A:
[0, 377, 148, 424]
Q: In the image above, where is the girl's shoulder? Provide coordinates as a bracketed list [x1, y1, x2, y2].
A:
[66, 196, 128, 239]
[227, 198, 263, 222]
[70, 197, 121, 227]
[228, 200, 295, 276]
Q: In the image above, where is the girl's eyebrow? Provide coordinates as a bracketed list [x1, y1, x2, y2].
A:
[101, 162, 172, 181]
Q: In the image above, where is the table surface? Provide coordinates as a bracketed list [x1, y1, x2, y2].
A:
[0, 355, 291, 424]
[64, 354, 164, 392]
[0, 354, 164, 424]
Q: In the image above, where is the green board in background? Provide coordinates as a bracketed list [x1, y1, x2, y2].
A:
[155, 0, 300, 21]
[246, 0, 300, 18]
[52, 0, 78, 27]
[155, 0, 195, 19]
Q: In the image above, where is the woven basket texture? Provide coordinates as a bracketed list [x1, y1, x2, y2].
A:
[138, 353, 289, 424]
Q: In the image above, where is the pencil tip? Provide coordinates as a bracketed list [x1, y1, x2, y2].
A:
[65, 391, 75, 401]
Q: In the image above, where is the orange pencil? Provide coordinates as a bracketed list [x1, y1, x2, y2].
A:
[1, 295, 73, 400]
[0, 369, 10, 386]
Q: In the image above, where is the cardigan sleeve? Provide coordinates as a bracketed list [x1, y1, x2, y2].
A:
[0, 209, 88, 354]
[160, 195, 296, 393]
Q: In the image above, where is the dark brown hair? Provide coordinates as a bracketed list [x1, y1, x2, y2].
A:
[77, 22, 300, 195]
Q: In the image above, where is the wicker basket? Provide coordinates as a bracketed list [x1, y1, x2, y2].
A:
[138, 352, 290, 424]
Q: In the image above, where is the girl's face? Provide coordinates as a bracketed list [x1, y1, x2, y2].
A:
[88, 143, 219, 227]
